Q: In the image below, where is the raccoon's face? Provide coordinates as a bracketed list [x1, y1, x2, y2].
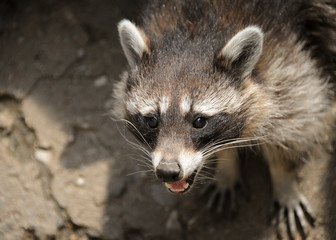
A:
[116, 20, 263, 193]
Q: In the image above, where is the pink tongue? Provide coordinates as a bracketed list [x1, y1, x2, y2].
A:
[170, 180, 185, 190]
[165, 180, 189, 193]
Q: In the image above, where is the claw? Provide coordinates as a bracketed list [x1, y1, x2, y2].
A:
[287, 209, 296, 239]
[201, 180, 245, 218]
[299, 202, 315, 227]
[270, 201, 280, 226]
[294, 207, 307, 239]
[270, 198, 315, 240]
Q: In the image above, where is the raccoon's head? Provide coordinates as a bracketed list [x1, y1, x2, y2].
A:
[114, 19, 264, 194]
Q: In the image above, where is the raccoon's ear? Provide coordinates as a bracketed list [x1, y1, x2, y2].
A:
[118, 19, 150, 68]
[216, 26, 263, 78]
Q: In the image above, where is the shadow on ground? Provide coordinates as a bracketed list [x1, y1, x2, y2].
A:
[0, 0, 335, 240]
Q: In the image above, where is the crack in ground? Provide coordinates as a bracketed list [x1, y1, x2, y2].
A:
[23, 46, 88, 100]
[0, 92, 102, 239]
[18, 106, 97, 239]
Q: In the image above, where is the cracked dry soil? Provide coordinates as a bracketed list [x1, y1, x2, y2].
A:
[0, 0, 336, 240]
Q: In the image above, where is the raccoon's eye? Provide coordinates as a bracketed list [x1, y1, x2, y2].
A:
[145, 116, 159, 128]
[193, 117, 208, 129]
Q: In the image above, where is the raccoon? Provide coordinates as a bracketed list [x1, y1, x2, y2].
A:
[113, 0, 336, 238]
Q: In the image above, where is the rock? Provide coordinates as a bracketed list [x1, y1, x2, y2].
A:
[52, 158, 111, 234]
[0, 108, 16, 131]
[76, 177, 85, 187]
[22, 96, 71, 153]
[87, 229, 101, 238]
[94, 75, 108, 87]
[0, 145, 62, 239]
[35, 148, 52, 164]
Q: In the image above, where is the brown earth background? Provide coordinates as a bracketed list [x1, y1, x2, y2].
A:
[0, 0, 335, 239]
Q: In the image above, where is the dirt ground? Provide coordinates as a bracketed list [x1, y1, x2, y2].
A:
[0, 0, 335, 239]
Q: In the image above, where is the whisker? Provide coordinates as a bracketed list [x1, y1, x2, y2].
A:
[196, 174, 216, 182]
[116, 126, 151, 158]
[201, 135, 268, 156]
[135, 164, 153, 170]
[207, 137, 265, 152]
[120, 118, 153, 150]
[202, 141, 265, 159]
[198, 164, 217, 171]
[130, 157, 152, 164]
[129, 154, 152, 162]
[126, 169, 153, 177]
[131, 161, 153, 170]
[202, 135, 267, 151]
[109, 116, 153, 157]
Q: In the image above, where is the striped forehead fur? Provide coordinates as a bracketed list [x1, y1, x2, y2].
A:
[192, 85, 243, 116]
[179, 96, 193, 116]
[126, 92, 171, 115]
[159, 96, 170, 114]
[127, 77, 247, 118]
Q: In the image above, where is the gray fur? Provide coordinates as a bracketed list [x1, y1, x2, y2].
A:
[113, 0, 336, 237]
[118, 19, 149, 68]
[217, 26, 263, 78]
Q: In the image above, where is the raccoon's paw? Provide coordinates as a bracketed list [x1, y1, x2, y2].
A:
[270, 194, 315, 240]
[201, 180, 248, 217]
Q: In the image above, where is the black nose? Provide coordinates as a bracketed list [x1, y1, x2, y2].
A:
[156, 160, 182, 182]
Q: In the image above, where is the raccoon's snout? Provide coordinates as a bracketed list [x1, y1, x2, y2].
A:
[156, 160, 183, 182]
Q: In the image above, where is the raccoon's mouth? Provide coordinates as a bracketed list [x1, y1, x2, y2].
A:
[165, 170, 197, 194]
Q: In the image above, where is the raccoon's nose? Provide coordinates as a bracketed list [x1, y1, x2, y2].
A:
[156, 160, 182, 182]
